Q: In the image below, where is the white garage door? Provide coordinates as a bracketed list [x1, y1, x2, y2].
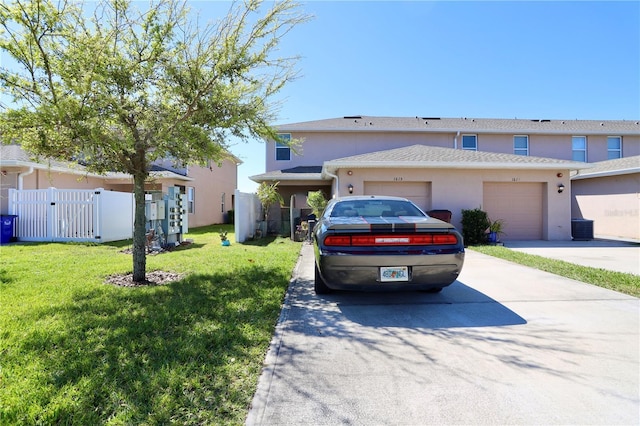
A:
[483, 182, 543, 240]
[364, 181, 431, 211]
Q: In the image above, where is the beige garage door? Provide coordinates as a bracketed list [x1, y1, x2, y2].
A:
[483, 182, 543, 240]
[364, 181, 432, 211]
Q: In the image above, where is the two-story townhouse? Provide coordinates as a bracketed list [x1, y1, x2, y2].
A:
[251, 116, 640, 241]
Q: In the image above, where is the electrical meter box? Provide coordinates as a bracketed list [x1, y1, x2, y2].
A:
[146, 201, 158, 220]
[156, 201, 166, 220]
[163, 186, 188, 242]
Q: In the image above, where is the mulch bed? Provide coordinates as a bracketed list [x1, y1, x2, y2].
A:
[105, 270, 185, 287]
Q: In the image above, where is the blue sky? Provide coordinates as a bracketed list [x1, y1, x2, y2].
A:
[212, 0, 639, 192]
[2, 1, 638, 192]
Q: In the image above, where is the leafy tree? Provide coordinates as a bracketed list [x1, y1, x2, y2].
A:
[0, 0, 308, 282]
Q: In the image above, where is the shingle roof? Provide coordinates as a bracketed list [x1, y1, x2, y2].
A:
[277, 116, 640, 135]
[323, 144, 593, 176]
[0, 144, 71, 169]
[250, 166, 325, 182]
[0, 144, 192, 181]
[572, 156, 640, 180]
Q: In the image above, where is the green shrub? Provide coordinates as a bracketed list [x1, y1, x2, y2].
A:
[307, 190, 328, 217]
[461, 208, 490, 246]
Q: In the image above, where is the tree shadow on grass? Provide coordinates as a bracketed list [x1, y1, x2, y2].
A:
[7, 264, 290, 425]
[240, 236, 280, 247]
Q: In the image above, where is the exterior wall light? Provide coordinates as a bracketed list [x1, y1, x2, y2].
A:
[348, 184, 354, 194]
[557, 183, 565, 193]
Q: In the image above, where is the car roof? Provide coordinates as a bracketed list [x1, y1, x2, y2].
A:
[332, 195, 411, 202]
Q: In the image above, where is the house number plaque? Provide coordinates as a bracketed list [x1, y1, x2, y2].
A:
[393, 177, 404, 181]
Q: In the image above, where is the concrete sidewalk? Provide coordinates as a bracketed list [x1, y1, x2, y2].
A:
[246, 243, 639, 425]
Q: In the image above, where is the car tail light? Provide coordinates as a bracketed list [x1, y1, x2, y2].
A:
[324, 235, 352, 246]
[432, 234, 459, 244]
[324, 233, 458, 246]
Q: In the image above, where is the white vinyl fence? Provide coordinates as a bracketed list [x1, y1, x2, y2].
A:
[234, 189, 261, 243]
[8, 188, 134, 243]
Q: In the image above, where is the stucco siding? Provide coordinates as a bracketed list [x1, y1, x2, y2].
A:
[572, 173, 640, 241]
[267, 132, 455, 172]
[183, 159, 237, 227]
[336, 167, 572, 240]
[269, 131, 640, 174]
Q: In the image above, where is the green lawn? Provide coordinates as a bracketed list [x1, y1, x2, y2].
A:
[0, 225, 301, 425]
[3, 229, 637, 425]
[470, 245, 640, 297]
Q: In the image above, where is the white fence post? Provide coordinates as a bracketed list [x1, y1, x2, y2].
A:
[48, 187, 56, 241]
[234, 189, 260, 243]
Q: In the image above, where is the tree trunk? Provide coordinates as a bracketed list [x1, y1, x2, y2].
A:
[132, 171, 147, 282]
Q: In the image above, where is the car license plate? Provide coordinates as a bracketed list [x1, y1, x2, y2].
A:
[380, 266, 409, 282]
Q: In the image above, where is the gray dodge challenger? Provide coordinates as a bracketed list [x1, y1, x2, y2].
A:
[312, 195, 465, 294]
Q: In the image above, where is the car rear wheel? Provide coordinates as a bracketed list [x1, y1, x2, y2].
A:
[424, 287, 443, 293]
[314, 263, 331, 294]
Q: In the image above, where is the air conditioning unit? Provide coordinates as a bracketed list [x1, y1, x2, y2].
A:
[571, 219, 593, 241]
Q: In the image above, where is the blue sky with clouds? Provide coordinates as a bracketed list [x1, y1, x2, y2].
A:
[218, 0, 639, 192]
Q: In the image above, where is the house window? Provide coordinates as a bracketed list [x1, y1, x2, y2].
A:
[607, 136, 622, 159]
[514, 135, 529, 156]
[276, 134, 291, 161]
[187, 187, 195, 214]
[221, 192, 225, 213]
[462, 134, 477, 151]
[572, 136, 587, 162]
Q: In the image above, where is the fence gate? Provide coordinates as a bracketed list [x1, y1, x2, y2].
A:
[8, 187, 134, 243]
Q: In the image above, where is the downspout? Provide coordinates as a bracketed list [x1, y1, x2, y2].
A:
[454, 131, 460, 149]
[324, 169, 339, 198]
[18, 167, 34, 190]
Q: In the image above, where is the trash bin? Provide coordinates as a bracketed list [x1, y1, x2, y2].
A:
[0, 215, 18, 245]
[571, 218, 594, 241]
[306, 214, 316, 242]
[428, 209, 452, 223]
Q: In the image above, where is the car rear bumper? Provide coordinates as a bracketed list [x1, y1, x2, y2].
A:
[316, 250, 465, 291]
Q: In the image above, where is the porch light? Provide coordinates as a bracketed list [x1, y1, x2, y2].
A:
[348, 184, 354, 194]
[557, 183, 565, 193]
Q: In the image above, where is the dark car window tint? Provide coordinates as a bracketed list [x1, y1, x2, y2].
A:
[330, 200, 425, 217]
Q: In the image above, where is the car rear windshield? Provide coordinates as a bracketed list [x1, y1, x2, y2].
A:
[330, 200, 425, 218]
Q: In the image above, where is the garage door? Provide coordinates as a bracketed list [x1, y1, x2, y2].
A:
[483, 182, 543, 240]
[364, 181, 431, 211]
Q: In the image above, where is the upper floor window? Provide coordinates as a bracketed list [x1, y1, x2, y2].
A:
[462, 134, 477, 151]
[514, 135, 529, 156]
[607, 136, 622, 159]
[572, 136, 587, 162]
[276, 134, 291, 161]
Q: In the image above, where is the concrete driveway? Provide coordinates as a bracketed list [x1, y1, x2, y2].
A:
[246, 244, 639, 425]
[504, 239, 640, 276]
